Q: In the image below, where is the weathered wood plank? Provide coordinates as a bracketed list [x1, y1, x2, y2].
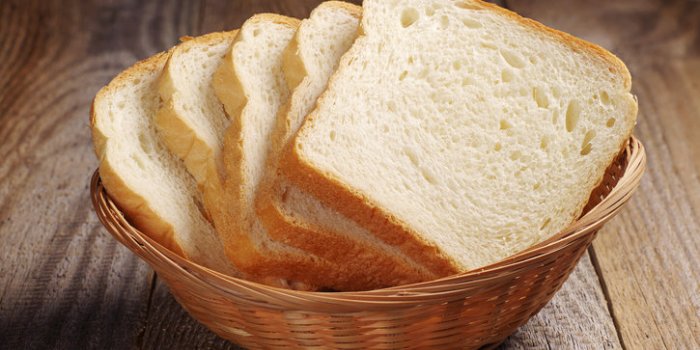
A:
[508, 0, 700, 348]
[0, 0, 194, 348]
[140, 280, 244, 350]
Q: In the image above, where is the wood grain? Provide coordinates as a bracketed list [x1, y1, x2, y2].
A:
[508, 0, 700, 348]
[0, 0, 194, 348]
[140, 280, 243, 350]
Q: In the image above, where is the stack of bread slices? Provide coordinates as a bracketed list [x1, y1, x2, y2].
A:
[91, 0, 637, 291]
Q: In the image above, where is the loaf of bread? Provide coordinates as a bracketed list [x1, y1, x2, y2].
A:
[281, 0, 637, 273]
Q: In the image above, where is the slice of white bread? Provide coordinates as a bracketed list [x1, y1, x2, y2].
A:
[212, 14, 385, 290]
[90, 52, 238, 276]
[156, 31, 236, 208]
[256, 1, 437, 285]
[282, 0, 638, 273]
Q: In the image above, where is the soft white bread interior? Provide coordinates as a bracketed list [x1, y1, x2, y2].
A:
[283, 0, 638, 273]
[91, 52, 237, 275]
[257, 1, 437, 285]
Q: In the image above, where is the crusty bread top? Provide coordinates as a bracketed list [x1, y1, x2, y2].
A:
[284, 0, 638, 272]
[91, 52, 237, 275]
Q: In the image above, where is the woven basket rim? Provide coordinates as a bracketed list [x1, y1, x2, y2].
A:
[91, 136, 645, 306]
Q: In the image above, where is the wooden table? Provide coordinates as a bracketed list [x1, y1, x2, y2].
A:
[1, 0, 698, 348]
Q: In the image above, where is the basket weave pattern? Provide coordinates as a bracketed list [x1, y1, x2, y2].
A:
[91, 137, 645, 349]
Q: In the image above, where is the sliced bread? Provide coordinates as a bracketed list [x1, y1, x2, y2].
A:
[212, 14, 384, 290]
[90, 52, 237, 276]
[156, 31, 236, 208]
[256, 1, 437, 285]
[282, 0, 638, 273]
[154, 26, 317, 289]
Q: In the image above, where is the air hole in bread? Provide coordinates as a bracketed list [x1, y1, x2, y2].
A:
[540, 136, 549, 150]
[425, 6, 435, 16]
[455, 2, 482, 10]
[580, 130, 596, 155]
[399, 71, 408, 80]
[600, 91, 611, 105]
[529, 56, 537, 64]
[540, 218, 551, 230]
[501, 69, 514, 83]
[440, 15, 449, 29]
[551, 86, 561, 98]
[252, 28, 261, 37]
[462, 18, 482, 28]
[500, 49, 526, 69]
[462, 77, 473, 86]
[533, 182, 542, 190]
[494, 142, 502, 151]
[532, 87, 549, 108]
[329, 130, 336, 141]
[565, 100, 580, 132]
[407, 56, 415, 64]
[453, 61, 461, 70]
[400, 7, 420, 28]
[481, 42, 497, 50]
[606, 117, 616, 128]
[499, 119, 512, 130]
[510, 150, 521, 160]
[404, 147, 420, 166]
[130, 153, 146, 170]
[421, 168, 438, 185]
[138, 132, 153, 154]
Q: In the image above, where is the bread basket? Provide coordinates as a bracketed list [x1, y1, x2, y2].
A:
[90, 136, 645, 349]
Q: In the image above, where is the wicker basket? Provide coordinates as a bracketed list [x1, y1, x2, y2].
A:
[90, 137, 645, 349]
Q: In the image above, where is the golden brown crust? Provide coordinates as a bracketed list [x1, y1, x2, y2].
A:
[257, 181, 436, 287]
[246, 13, 302, 28]
[257, 194, 432, 288]
[281, 0, 636, 276]
[321, 1, 362, 18]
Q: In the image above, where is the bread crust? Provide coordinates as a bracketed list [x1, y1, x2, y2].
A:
[281, 0, 637, 275]
[258, 195, 434, 286]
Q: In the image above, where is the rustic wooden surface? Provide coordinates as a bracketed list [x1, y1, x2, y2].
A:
[0, 0, 697, 349]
